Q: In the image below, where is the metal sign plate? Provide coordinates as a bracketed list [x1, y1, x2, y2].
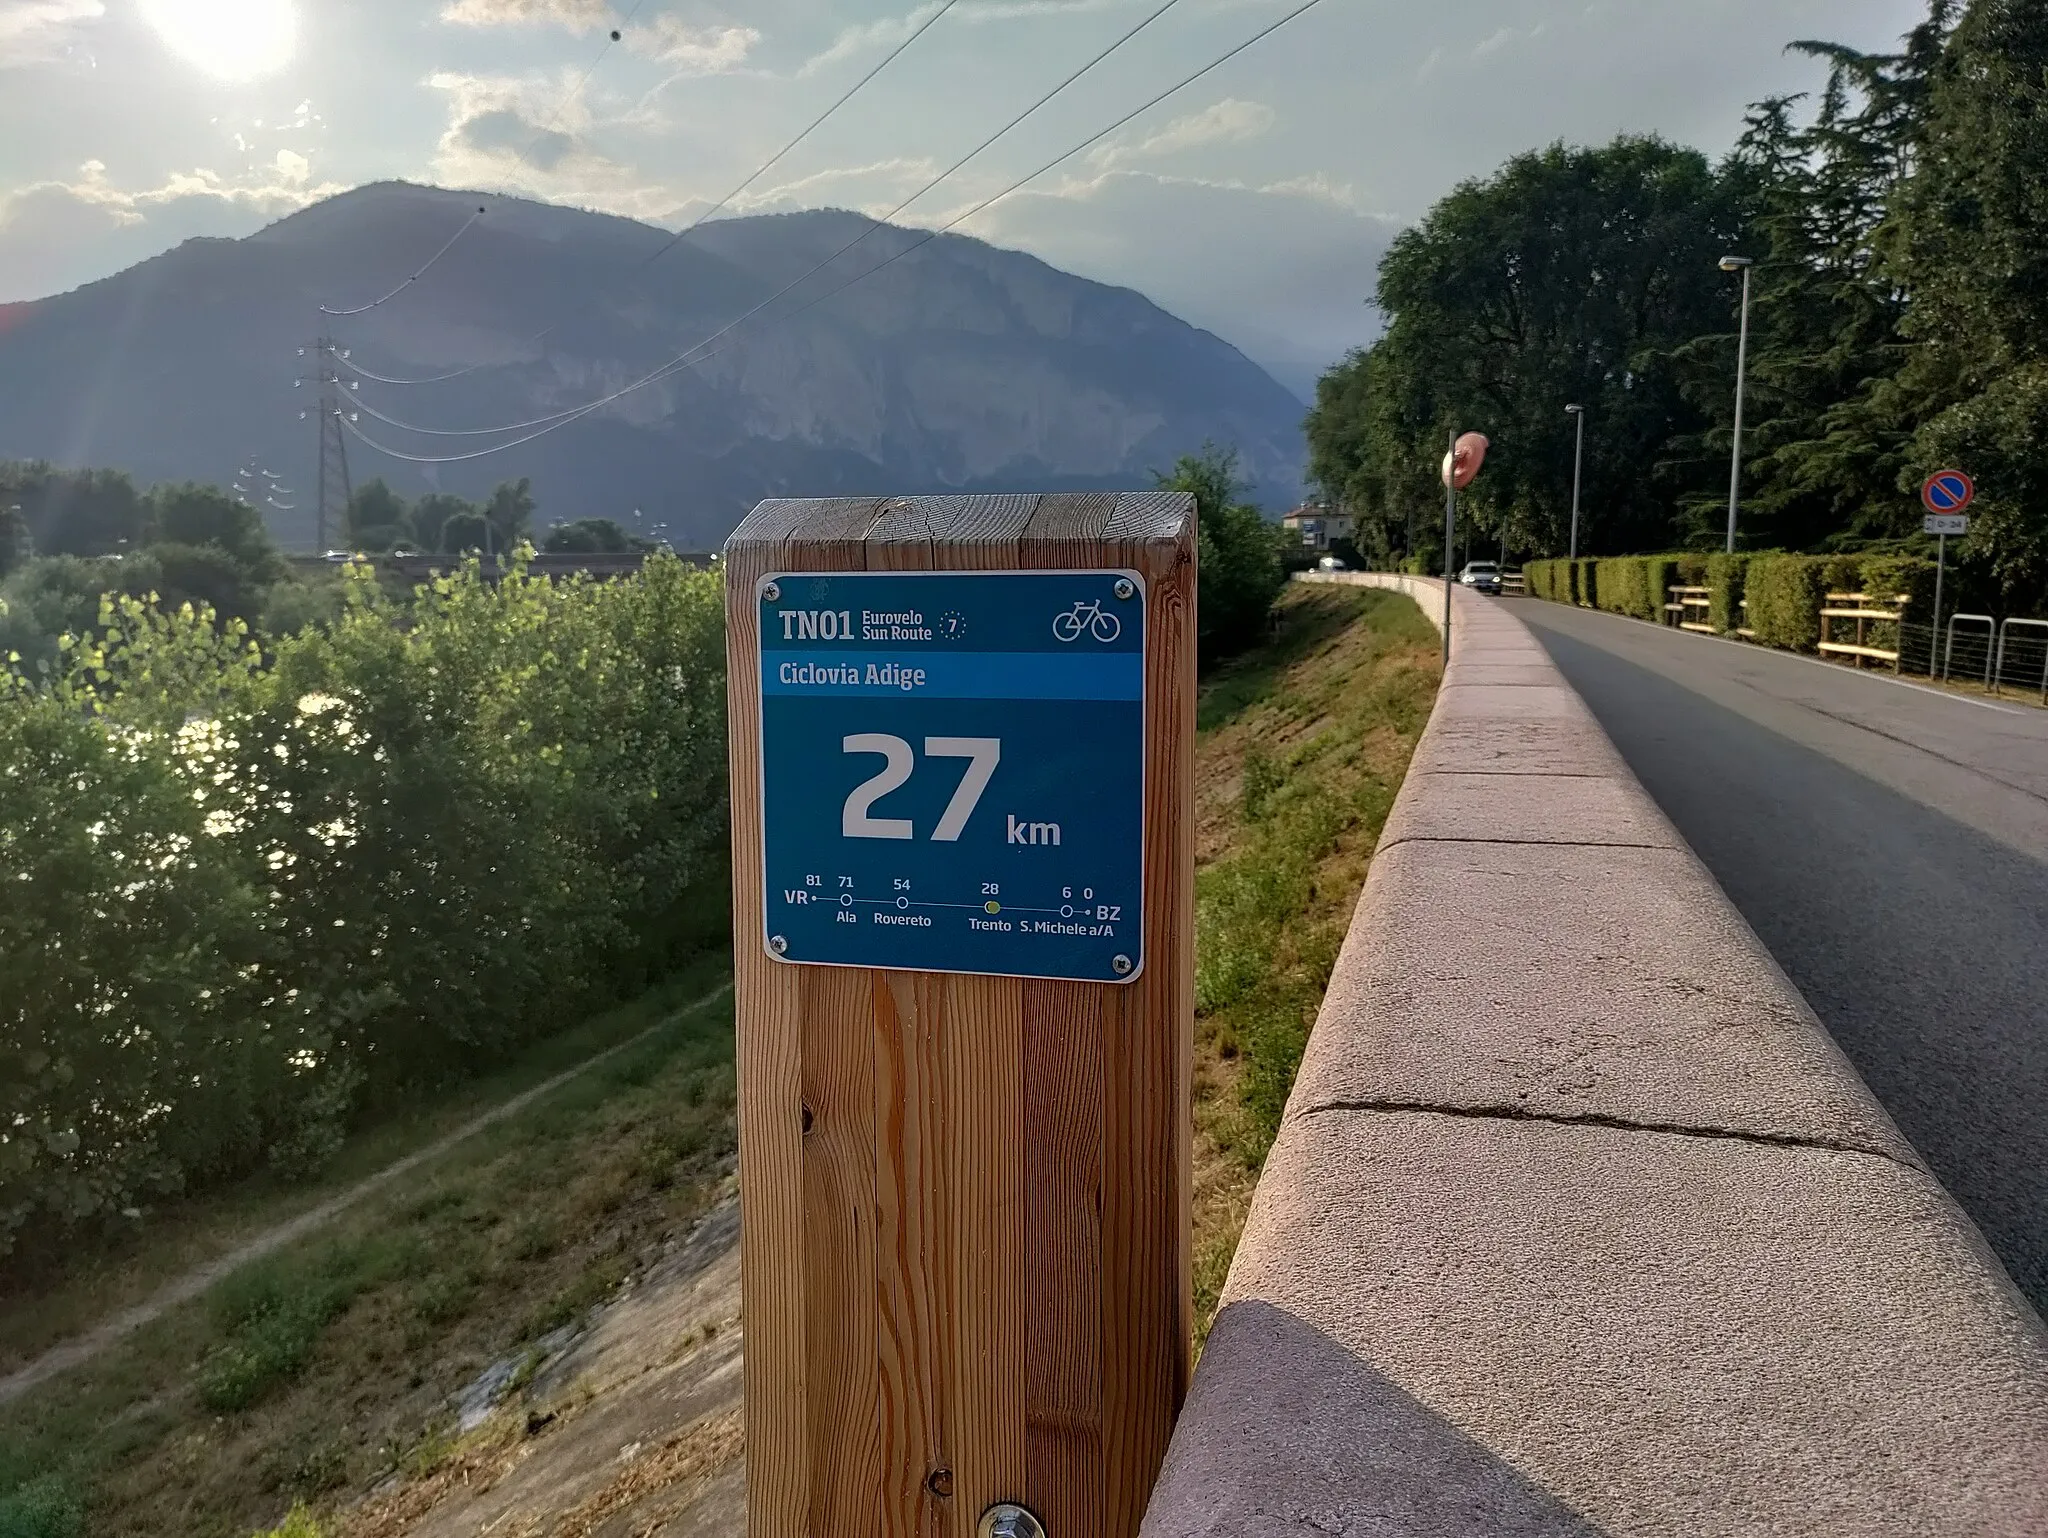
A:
[1924, 513, 1970, 536]
[1922, 470, 1974, 514]
[758, 569, 1146, 984]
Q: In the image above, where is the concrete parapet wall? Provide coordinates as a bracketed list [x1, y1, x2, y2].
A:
[1144, 572, 2048, 1536]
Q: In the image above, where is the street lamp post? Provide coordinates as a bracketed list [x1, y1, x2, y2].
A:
[1564, 404, 1586, 560]
[1720, 255, 1755, 555]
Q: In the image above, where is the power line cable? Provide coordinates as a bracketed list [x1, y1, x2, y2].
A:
[317, 0, 650, 321]
[338, 0, 1328, 465]
[320, 206, 486, 317]
[338, 0, 969, 384]
[340, 0, 1185, 443]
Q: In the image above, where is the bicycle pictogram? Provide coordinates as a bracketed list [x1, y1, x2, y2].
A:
[1052, 598, 1121, 644]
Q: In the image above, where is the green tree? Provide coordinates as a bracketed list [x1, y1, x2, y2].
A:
[345, 479, 411, 554]
[1673, 17, 1949, 550]
[483, 478, 536, 552]
[438, 510, 492, 553]
[1881, 0, 2048, 607]
[1309, 137, 1747, 561]
[1156, 443, 1285, 665]
[149, 482, 283, 583]
[410, 492, 477, 554]
[0, 462, 146, 557]
[542, 518, 636, 553]
[0, 503, 29, 579]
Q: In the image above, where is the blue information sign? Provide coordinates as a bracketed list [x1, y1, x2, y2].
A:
[757, 569, 1146, 984]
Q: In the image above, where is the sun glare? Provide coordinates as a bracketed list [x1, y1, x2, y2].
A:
[139, 0, 298, 82]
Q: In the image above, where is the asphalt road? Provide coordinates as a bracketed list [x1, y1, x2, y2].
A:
[1511, 599, 2048, 1314]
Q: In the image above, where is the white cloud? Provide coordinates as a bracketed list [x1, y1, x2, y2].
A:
[0, 0, 102, 67]
[796, 2, 944, 78]
[1092, 98, 1276, 171]
[438, 0, 608, 31]
[1473, 21, 1545, 57]
[628, 16, 759, 73]
[0, 157, 344, 299]
[424, 69, 681, 221]
[742, 157, 940, 213]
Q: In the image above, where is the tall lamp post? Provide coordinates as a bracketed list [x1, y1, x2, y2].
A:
[1720, 255, 1755, 555]
[1564, 404, 1586, 560]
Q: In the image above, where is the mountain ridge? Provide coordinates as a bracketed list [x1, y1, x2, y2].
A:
[0, 181, 1307, 547]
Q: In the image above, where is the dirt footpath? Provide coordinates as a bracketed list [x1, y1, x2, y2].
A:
[344, 1200, 746, 1538]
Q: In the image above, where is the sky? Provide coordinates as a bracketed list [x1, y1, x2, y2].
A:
[0, 0, 1931, 399]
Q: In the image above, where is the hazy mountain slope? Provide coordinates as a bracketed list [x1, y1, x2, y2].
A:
[0, 182, 1307, 548]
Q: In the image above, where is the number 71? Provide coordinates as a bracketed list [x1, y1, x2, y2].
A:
[843, 735, 999, 842]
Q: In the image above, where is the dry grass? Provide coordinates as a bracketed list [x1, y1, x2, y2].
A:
[1188, 583, 1440, 1347]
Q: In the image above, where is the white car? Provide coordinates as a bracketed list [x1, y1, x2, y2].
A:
[1458, 561, 1502, 595]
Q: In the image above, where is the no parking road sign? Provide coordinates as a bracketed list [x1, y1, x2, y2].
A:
[1923, 470, 1974, 535]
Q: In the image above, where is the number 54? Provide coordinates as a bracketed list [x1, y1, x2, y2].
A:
[843, 735, 1000, 842]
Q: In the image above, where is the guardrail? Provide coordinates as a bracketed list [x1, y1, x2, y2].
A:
[1945, 612, 1996, 684]
[1995, 618, 2048, 703]
[1147, 572, 2048, 1536]
[1818, 590, 1908, 668]
[1664, 583, 1712, 632]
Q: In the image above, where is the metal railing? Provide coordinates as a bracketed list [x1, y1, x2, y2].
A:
[1993, 618, 2048, 703]
[1944, 614, 1996, 685]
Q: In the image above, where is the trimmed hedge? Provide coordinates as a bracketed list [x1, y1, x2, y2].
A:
[1745, 554, 1830, 650]
[1523, 549, 1936, 650]
[1706, 552, 1750, 634]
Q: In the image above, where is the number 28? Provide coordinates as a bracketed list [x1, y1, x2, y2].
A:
[843, 735, 1000, 842]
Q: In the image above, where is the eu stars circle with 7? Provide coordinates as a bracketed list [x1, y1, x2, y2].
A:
[757, 569, 1146, 984]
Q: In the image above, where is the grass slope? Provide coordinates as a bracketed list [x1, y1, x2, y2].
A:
[0, 581, 1442, 1535]
[1189, 583, 1441, 1345]
[0, 960, 739, 1538]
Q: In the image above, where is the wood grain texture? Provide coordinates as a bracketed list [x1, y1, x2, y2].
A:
[726, 493, 1193, 1538]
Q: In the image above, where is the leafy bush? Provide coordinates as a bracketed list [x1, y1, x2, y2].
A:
[1707, 552, 1751, 633]
[1643, 556, 1680, 621]
[1595, 557, 1659, 620]
[1156, 444, 1287, 666]
[249, 1502, 331, 1538]
[0, 1476, 80, 1538]
[1847, 554, 1937, 619]
[0, 554, 729, 1259]
[1745, 554, 1830, 651]
[1571, 558, 1599, 608]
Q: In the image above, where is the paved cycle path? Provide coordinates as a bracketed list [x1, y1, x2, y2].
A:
[1514, 601, 2048, 1314]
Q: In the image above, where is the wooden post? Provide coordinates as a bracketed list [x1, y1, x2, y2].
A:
[724, 493, 1196, 1538]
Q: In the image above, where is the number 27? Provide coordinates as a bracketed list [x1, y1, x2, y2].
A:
[843, 735, 999, 843]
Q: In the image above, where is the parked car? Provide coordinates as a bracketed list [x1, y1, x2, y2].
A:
[1458, 561, 1502, 595]
[1317, 554, 1348, 572]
